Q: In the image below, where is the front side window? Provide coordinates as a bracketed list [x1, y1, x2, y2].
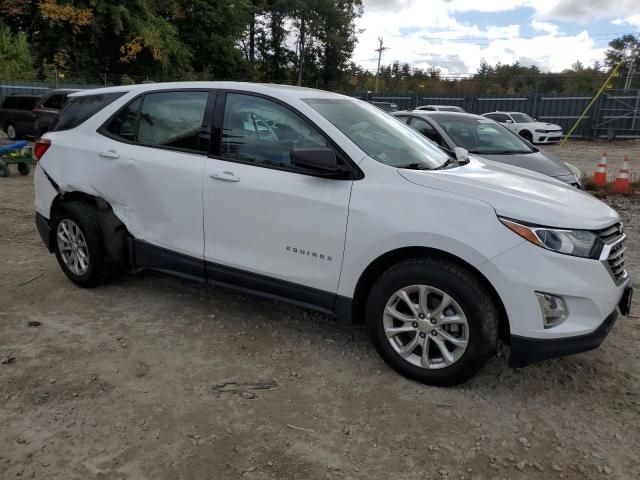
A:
[304, 98, 449, 169]
[410, 117, 448, 149]
[54, 93, 125, 132]
[221, 93, 327, 168]
[510, 113, 534, 123]
[42, 94, 65, 110]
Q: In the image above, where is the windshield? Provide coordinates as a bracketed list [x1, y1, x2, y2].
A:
[304, 98, 449, 169]
[510, 113, 534, 123]
[435, 116, 535, 155]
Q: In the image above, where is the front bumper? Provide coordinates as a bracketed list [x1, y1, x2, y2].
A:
[533, 131, 563, 144]
[509, 309, 618, 367]
[477, 240, 631, 365]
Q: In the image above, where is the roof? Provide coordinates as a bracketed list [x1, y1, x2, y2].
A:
[396, 110, 483, 120]
[70, 81, 350, 101]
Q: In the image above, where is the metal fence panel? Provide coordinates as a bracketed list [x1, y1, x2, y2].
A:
[350, 89, 640, 139]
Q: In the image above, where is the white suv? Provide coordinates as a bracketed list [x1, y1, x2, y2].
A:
[33, 82, 632, 386]
[482, 111, 563, 144]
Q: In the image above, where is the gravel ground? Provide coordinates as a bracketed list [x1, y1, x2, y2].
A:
[1, 138, 640, 480]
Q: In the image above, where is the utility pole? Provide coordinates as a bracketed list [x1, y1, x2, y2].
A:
[297, 17, 306, 87]
[374, 37, 389, 94]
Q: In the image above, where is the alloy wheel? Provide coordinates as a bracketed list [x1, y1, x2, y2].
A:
[57, 219, 90, 276]
[383, 284, 469, 369]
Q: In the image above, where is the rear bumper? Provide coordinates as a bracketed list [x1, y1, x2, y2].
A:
[36, 212, 53, 252]
[508, 309, 618, 368]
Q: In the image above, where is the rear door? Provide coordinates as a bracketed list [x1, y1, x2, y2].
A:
[17, 97, 38, 134]
[202, 91, 355, 309]
[95, 89, 213, 274]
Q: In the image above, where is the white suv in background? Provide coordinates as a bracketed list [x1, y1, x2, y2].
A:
[482, 111, 563, 144]
[33, 82, 632, 386]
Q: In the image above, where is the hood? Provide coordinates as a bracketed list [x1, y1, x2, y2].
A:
[529, 122, 562, 130]
[477, 150, 572, 179]
[398, 157, 618, 230]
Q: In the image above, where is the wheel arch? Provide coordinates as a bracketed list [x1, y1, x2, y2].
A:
[347, 246, 510, 341]
[49, 192, 129, 266]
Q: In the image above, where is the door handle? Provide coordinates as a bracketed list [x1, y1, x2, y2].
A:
[209, 171, 240, 182]
[99, 150, 120, 159]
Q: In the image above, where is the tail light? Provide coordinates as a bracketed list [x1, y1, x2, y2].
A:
[33, 138, 51, 161]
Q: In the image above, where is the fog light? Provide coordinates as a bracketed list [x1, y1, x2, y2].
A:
[536, 292, 568, 328]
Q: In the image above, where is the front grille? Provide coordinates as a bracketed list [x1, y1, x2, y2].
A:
[596, 223, 628, 283]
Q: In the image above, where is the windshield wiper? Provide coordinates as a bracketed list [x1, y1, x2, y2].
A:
[397, 162, 431, 170]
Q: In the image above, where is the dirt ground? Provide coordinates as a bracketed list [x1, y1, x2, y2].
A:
[1, 139, 640, 480]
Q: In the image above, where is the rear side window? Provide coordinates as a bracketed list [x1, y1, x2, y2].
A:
[18, 97, 40, 110]
[2, 97, 17, 108]
[53, 92, 125, 132]
[103, 90, 210, 154]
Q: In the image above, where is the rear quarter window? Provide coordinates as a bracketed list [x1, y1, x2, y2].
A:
[52, 92, 126, 132]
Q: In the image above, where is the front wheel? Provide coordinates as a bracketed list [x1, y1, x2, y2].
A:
[366, 257, 499, 386]
[53, 202, 111, 288]
[519, 130, 533, 143]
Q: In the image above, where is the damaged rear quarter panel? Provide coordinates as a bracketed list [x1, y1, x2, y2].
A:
[39, 129, 207, 260]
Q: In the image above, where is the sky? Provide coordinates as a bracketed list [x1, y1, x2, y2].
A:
[353, 0, 640, 76]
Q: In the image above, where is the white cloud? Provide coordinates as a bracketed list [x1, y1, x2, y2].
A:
[354, 0, 609, 75]
[612, 15, 640, 29]
[530, 20, 559, 35]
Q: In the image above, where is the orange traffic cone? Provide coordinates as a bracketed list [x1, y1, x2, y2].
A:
[593, 153, 608, 187]
[614, 156, 630, 194]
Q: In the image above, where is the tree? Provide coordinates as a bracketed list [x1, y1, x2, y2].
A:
[0, 22, 36, 79]
[605, 34, 640, 89]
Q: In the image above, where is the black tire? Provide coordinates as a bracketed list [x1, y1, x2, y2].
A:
[5, 123, 18, 140]
[366, 257, 499, 386]
[17, 163, 31, 175]
[52, 202, 112, 288]
[519, 130, 533, 143]
[0, 162, 9, 178]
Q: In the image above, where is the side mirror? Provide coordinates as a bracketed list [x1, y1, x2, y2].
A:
[505, 119, 513, 124]
[454, 147, 468, 162]
[290, 148, 350, 178]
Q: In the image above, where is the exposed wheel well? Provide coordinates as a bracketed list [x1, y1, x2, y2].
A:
[349, 247, 510, 341]
[49, 192, 129, 267]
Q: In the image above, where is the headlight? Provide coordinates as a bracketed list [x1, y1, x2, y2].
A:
[499, 218, 603, 259]
[565, 162, 581, 180]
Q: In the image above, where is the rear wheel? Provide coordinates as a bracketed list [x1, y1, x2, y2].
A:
[5, 123, 17, 140]
[53, 202, 111, 288]
[519, 130, 533, 143]
[366, 257, 499, 386]
[18, 163, 30, 175]
[0, 162, 9, 177]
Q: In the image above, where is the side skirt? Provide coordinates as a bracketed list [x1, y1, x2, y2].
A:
[131, 239, 353, 321]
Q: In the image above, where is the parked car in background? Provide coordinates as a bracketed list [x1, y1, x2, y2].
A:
[482, 111, 562, 144]
[393, 111, 581, 187]
[34, 82, 630, 386]
[368, 101, 399, 112]
[0, 94, 41, 140]
[33, 89, 81, 138]
[416, 105, 466, 113]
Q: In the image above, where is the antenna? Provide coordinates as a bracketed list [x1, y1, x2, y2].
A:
[374, 37, 390, 93]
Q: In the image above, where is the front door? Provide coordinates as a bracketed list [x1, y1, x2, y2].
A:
[203, 92, 353, 310]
